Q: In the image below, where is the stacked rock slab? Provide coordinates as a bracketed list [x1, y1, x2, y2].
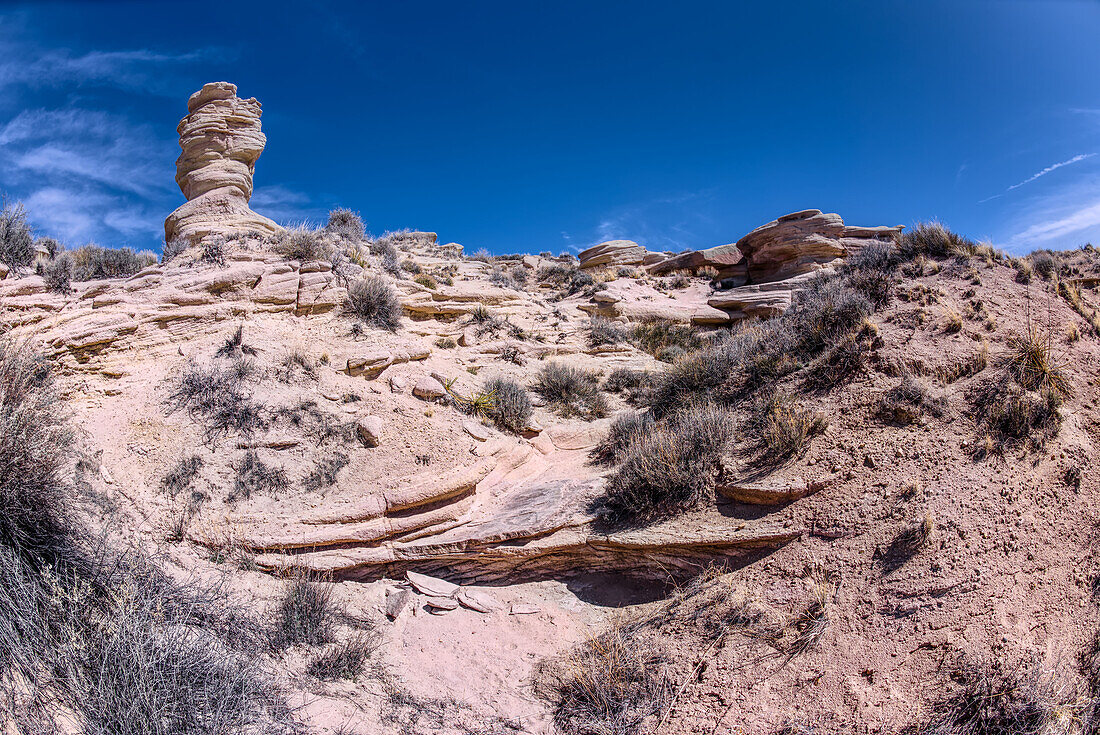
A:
[647, 242, 746, 282]
[578, 239, 660, 269]
[735, 209, 902, 284]
[164, 82, 281, 244]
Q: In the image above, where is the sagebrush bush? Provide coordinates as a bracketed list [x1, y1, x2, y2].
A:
[532, 363, 609, 420]
[0, 340, 296, 734]
[590, 411, 654, 466]
[161, 237, 189, 262]
[0, 201, 34, 269]
[70, 244, 156, 280]
[629, 319, 703, 362]
[536, 263, 597, 299]
[40, 252, 73, 293]
[326, 208, 366, 241]
[273, 225, 329, 262]
[482, 377, 533, 434]
[274, 577, 336, 649]
[35, 236, 62, 259]
[586, 317, 628, 347]
[598, 403, 733, 525]
[1030, 249, 1060, 280]
[346, 276, 402, 331]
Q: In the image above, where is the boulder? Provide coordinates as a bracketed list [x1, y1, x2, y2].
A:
[735, 209, 902, 284]
[413, 376, 446, 400]
[577, 240, 649, 269]
[356, 415, 383, 447]
[164, 82, 281, 244]
[648, 242, 746, 282]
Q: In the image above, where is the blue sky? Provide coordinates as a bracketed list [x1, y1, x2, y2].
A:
[0, 1, 1098, 255]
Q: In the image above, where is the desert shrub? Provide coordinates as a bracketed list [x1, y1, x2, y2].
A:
[598, 403, 733, 525]
[586, 317, 628, 347]
[166, 360, 267, 445]
[913, 661, 1092, 735]
[381, 249, 402, 275]
[976, 381, 1062, 444]
[303, 452, 350, 493]
[1004, 327, 1070, 397]
[0, 340, 295, 734]
[536, 263, 597, 299]
[510, 265, 529, 287]
[40, 252, 73, 293]
[231, 450, 289, 502]
[878, 375, 947, 425]
[897, 221, 975, 260]
[216, 325, 259, 359]
[308, 633, 380, 681]
[668, 274, 690, 289]
[346, 276, 402, 331]
[368, 235, 398, 259]
[590, 411, 654, 466]
[1013, 258, 1033, 284]
[161, 455, 204, 498]
[629, 319, 704, 362]
[161, 237, 189, 262]
[490, 265, 516, 289]
[70, 244, 156, 280]
[842, 240, 900, 306]
[536, 624, 671, 735]
[435, 336, 457, 349]
[1030, 249, 1060, 280]
[273, 577, 336, 649]
[532, 363, 609, 420]
[34, 236, 62, 259]
[414, 273, 437, 289]
[784, 276, 874, 354]
[482, 377, 532, 434]
[273, 225, 329, 262]
[0, 201, 34, 269]
[748, 392, 826, 467]
[200, 237, 226, 266]
[802, 325, 876, 392]
[275, 350, 318, 383]
[326, 208, 365, 241]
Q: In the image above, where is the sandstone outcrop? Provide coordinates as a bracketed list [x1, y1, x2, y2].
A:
[735, 209, 902, 284]
[577, 240, 653, 269]
[648, 242, 746, 281]
[164, 82, 281, 244]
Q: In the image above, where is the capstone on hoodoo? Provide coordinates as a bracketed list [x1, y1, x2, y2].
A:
[163, 82, 281, 244]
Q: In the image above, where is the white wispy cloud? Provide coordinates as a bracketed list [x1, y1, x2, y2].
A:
[251, 185, 319, 226]
[584, 191, 719, 253]
[1003, 172, 1100, 251]
[1006, 153, 1095, 192]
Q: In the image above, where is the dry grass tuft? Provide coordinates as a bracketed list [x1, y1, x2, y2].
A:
[532, 363, 609, 420]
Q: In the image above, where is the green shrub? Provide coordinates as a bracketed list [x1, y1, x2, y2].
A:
[273, 225, 329, 262]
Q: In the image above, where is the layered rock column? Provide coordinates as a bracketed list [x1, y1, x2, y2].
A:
[164, 82, 281, 244]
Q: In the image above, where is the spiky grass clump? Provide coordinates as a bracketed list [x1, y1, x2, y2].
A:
[749, 392, 826, 467]
[598, 403, 733, 525]
[346, 276, 402, 332]
[896, 221, 975, 261]
[1004, 328, 1071, 397]
[532, 363, 609, 420]
[307, 633, 380, 681]
[273, 576, 336, 649]
[537, 625, 672, 735]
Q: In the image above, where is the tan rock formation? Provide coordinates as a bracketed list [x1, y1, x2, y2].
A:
[164, 82, 281, 244]
[648, 242, 746, 282]
[735, 208, 902, 284]
[577, 239, 650, 269]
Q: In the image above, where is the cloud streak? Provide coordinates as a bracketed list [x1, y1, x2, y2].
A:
[1006, 153, 1095, 192]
